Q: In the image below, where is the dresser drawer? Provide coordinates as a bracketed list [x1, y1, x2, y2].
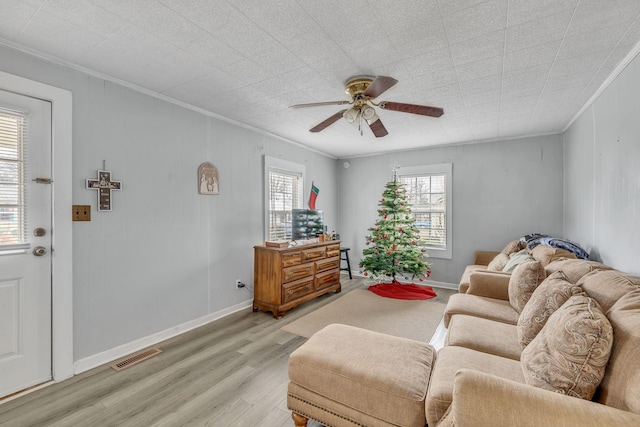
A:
[282, 250, 302, 267]
[326, 244, 340, 258]
[315, 270, 340, 290]
[302, 247, 326, 262]
[315, 256, 339, 273]
[282, 263, 314, 283]
[282, 278, 314, 303]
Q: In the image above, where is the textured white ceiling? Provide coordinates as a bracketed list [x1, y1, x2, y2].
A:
[2, 0, 640, 158]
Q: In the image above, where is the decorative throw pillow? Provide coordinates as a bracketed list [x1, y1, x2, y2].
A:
[508, 260, 546, 313]
[487, 253, 509, 271]
[530, 244, 576, 266]
[503, 249, 534, 273]
[520, 295, 613, 400]
[517, 271, 585, 347]
[544, 259, 612, 283]
[501, 239, 526, 255]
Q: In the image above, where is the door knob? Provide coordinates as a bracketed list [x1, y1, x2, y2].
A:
[33, 246, 47, 256]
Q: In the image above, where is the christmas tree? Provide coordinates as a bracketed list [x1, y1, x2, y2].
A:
[359, 178, 431, 283]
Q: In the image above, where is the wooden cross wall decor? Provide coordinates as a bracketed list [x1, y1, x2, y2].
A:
[86, 170, 122, 211]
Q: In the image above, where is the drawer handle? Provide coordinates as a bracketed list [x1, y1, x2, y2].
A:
[288, 289, 293, 295]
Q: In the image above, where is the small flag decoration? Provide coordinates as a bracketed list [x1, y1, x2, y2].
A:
[309, 183, 319, 209]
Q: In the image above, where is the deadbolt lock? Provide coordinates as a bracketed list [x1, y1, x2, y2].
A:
[34, 228, 46, 237]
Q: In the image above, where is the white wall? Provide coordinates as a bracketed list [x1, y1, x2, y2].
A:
[0, 44, 338, 363]
[564, 51, 640, 275]
[338, 135, 565, 285]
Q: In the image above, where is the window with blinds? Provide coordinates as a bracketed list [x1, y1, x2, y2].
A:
[0, 109, 27, 246]
[268, 170, 303, 241]
[400, 174, 447, 248]
[398, 163, 452, 258]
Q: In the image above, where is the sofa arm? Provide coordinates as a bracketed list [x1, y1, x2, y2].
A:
[466, 271, 510, 300]
[438, 369, 640, 427]
[473, 250, 500, 266]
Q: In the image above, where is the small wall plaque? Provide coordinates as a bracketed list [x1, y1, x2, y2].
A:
[198, 162, 219, 195]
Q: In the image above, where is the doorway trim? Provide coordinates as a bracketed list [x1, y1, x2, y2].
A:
[0, 70, 73, 382]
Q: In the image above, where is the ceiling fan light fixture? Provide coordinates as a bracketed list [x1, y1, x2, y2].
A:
[361, 105, 377, 122]
[343, 107, 361, 124]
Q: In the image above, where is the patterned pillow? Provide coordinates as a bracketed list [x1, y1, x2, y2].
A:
[487, 253, 509, 271]
[508, 260, 546, 313]
[520, 295, 613, 400]
[503, 249, 534, 273]
[501, 239, 526, 255]
[517, 271, 585, 347]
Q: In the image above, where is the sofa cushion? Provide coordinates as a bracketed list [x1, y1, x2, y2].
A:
[508, 260, 546, 313]
[544, 258, 612, 283]
[426, 346, 525, 426]
[578, 269, 640, 312]
[501, 239, 526, 255]
[444, 293, 520, 327]
[487, 253, 509, 271]
[517, 271, 585, 348]
[503, 249, 534, 273]
[458, 264, 488, 293]
[530, 244, 576, 266]
[594, 289, 640, 413]
[446, 314, 521, 360]
[521, 295, 613, 400]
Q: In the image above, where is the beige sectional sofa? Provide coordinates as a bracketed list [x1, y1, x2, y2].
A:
[430, 257, 640, 426]
[287, 248, 640, 426]
[458, 242, 578, 293]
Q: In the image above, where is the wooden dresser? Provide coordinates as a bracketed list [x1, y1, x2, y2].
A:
[253, 241, 341, 318]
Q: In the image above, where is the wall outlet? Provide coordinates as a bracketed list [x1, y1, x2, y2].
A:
[235, 279, 244, 289]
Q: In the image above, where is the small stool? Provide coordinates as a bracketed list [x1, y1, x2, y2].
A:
[340, 247, 352, 279]
[287, 324, 435, 427]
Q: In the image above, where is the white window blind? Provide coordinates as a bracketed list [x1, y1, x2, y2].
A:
[268, 170, 303, 240]
[263, 156, 306, 242]
[0, 108, 27, 246]
[401, 174, 446, 248]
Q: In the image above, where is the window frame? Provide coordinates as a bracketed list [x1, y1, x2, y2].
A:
[397, 163, 453, 259]
[263, 156, 306, 242]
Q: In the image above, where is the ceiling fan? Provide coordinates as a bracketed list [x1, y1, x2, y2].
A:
[290, 75, 444, 138]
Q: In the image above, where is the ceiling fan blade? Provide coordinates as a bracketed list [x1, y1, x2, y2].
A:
[309, 110, 348, 133]
[368, 118, 388, 138]
[290, 100, 350, 108]
[363, 76, 398, 99]
[379, 101, 444, 117]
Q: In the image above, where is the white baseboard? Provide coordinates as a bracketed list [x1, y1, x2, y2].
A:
[73, 299, 254, 375]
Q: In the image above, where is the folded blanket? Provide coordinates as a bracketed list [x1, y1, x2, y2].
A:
[520, 234, 589, 260]
[538, 237, 589, 259]
[521, 233, 548, 248]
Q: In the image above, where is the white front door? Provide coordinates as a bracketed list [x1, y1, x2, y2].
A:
[0, 89, 53, 398]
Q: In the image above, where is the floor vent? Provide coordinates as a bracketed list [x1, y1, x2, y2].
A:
[111, 348, 162, 372]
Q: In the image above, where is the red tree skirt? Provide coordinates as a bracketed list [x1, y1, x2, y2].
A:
[368, 282, 437, 300]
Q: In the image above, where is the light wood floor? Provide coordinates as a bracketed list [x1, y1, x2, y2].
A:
[0, 275, 455, 427]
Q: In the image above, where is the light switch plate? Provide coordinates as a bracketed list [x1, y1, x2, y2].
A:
[72, 205, 91, 221]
